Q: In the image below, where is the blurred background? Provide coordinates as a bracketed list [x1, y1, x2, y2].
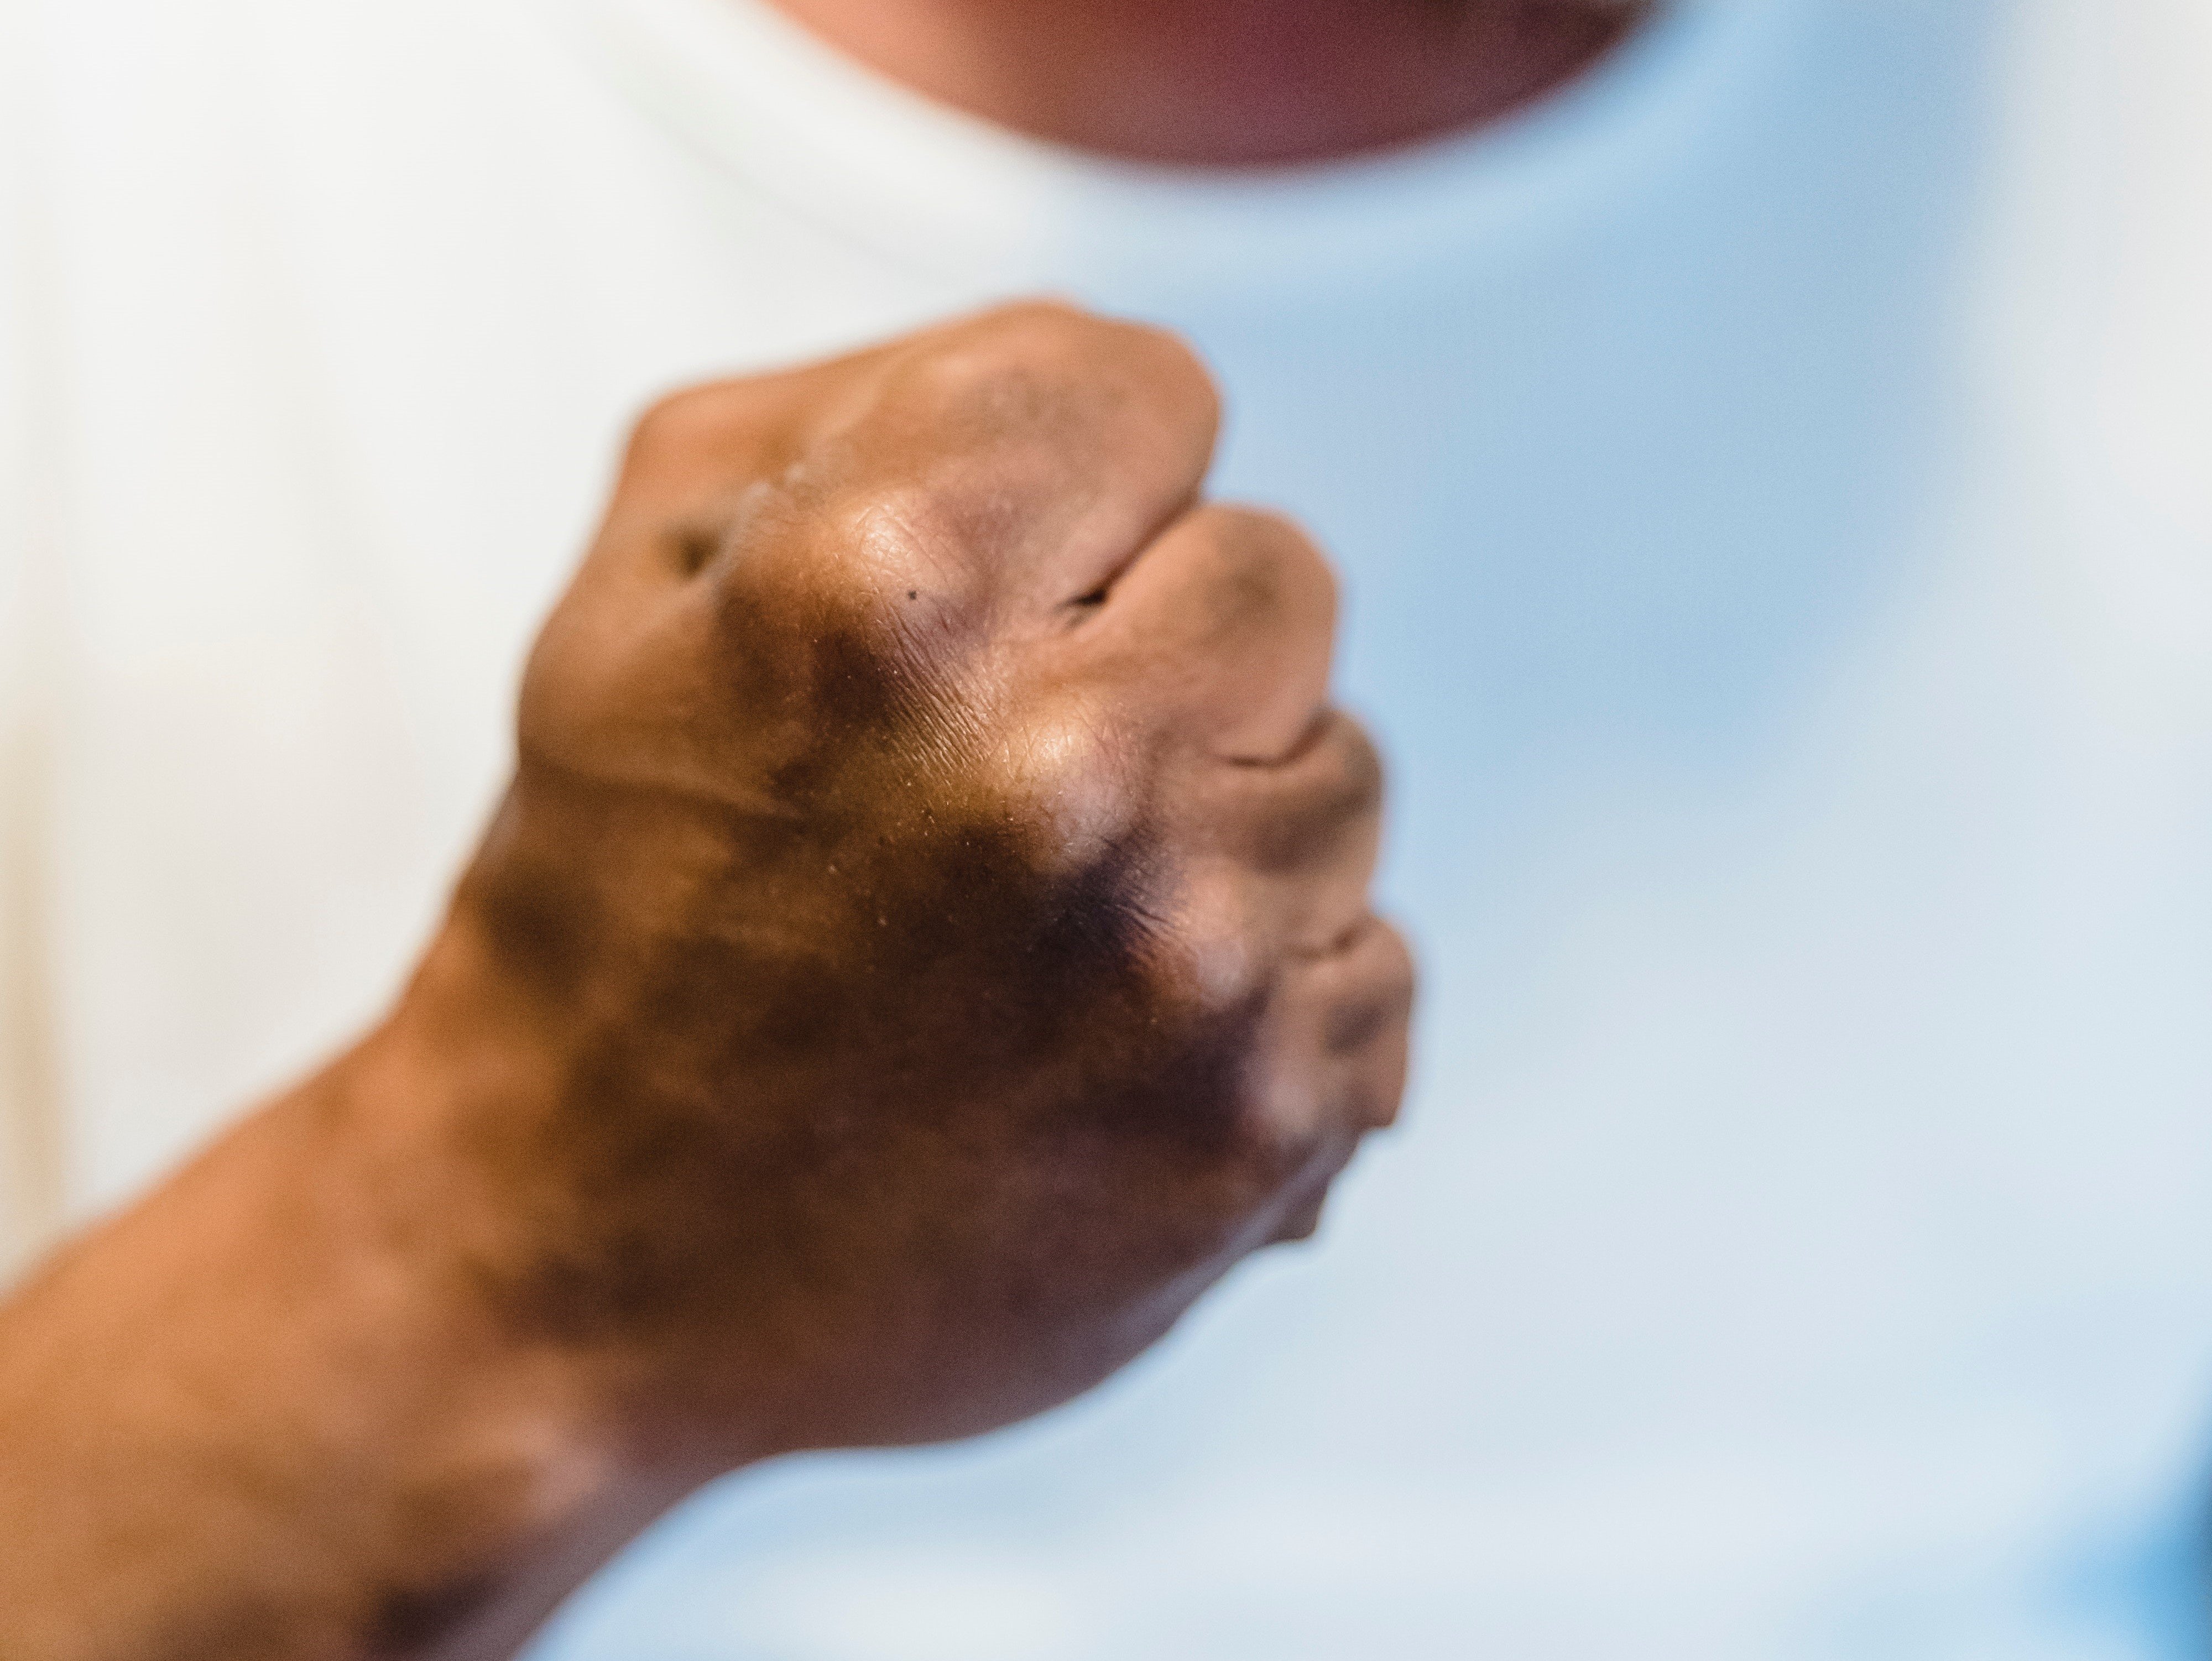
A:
[5, 0, 2209, 1655]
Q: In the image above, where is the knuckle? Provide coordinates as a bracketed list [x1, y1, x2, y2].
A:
[1227, 505, 1336, 589]
[1191, 505, 1339, 624]
[1070, 309, 1220, 416]
[993, 699, 1146, 872]
[625, 382, 729, 462]
[822, 480, 963, 575]
[1089, 313, 1218, 416]
[618, 380, 785, 506]
[1345, 924, 1416, 1040]
[1342, 728, 1388, 828]
[1370, 921, 1417, 1009]
[899, 311, 1094, 420]
[1231, 713, 1385, 870]
[806, 480, 999, 630]
[1314, 715, 1386, 814]
[899, 302, 1218, 431]
[1197, 916, 1417, 1154]
[1326, 922, 1417, 1054]
[1161, 869, 1271, 1012]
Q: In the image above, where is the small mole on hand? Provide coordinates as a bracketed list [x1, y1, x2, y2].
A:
[907, 590, 917, 600]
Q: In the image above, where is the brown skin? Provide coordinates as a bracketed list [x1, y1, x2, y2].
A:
[767, 0, 1648, 166]
[0, 305, 1413, 1660]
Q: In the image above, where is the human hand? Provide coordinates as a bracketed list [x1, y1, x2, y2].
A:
[429, 301, 1413, 1455]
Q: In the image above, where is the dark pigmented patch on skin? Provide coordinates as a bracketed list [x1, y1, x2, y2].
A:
[666, 523, 722, 578]
[364, 1571, 502, 1657]
[468, 793, 608, 1007]
[458, 596, 1284, 1448]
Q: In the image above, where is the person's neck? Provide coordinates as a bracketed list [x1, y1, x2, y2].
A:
[764, 0, 1647, 167]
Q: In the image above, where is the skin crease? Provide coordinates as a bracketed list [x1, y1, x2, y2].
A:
[764, 0, 1651, 165]
[0, 305, 1414, 1660]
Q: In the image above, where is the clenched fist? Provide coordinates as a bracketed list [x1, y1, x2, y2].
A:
[430, 302, 1412, 1451]
[0, 301, 1412, 1661]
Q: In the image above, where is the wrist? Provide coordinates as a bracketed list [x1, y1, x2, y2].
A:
[0, 1007, 662, 1660]
[268, 1057, 641, 1649]
[366, 895, 794, 1469]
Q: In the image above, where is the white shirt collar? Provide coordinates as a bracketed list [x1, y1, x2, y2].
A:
[537, 0, 1777, 302]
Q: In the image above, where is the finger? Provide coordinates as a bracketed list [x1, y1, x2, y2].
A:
[774, 302, 1222, 618]
[523, 349, 911, 794]
[592, 348, 907, 580]
[1208, 710, 1384, 872]
[1235, 916, 1416, 1245]
[1196, 711, 1387, 954]
[1070, 504, 1338, 762]
[1253, 916, 1417, 1147]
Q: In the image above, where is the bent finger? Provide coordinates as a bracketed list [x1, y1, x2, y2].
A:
[1070, 504, 1338, 763]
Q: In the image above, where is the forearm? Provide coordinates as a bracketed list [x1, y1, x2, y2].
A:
[0, 960, 696, 1661]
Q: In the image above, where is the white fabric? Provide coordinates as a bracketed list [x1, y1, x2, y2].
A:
[3, 0, 2209, 1653]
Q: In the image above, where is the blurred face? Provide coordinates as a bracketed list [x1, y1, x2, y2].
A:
[767, 0, 1653, 165]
